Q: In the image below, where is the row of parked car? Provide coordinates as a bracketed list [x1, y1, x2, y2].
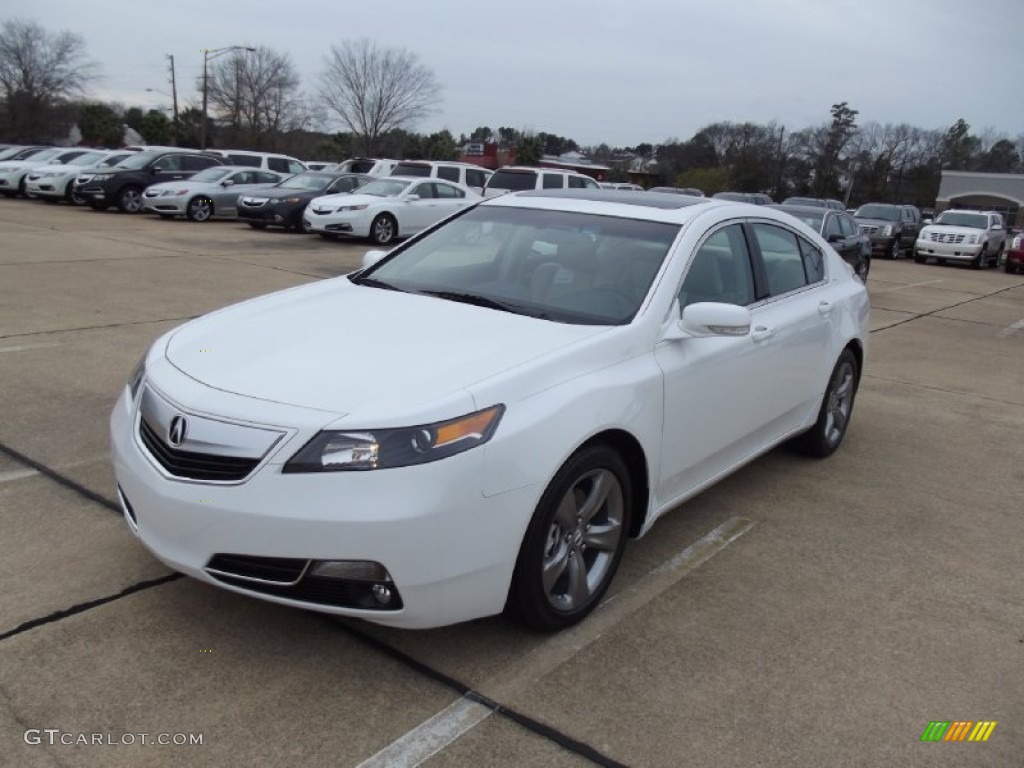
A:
[2, 142, 1020, 272]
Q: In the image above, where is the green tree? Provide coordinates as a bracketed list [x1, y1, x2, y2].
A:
[976, 138, 1018, 173]
[77, 103, 123, 146]
[811, 102, 859, 197]
[123, 107, 145, 132]
[423, 129, 458, 160]
[515, 133, 543, 165]
[138, 109, 171, 145]
[939, 118, 979, 171]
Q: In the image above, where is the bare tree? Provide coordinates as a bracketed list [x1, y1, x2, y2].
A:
[0, 19, 97, 141]
[318, 39, 441, 155]
[204, 46, 302, 149]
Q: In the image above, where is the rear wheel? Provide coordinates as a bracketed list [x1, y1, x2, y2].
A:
[186, 196, 214, 222]
[791, 349, 859, 458]
[116, 186, 143, 213]
[507, 444, 631, 631]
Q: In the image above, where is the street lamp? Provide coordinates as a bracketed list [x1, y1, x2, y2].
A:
[200, 45, 256, 150]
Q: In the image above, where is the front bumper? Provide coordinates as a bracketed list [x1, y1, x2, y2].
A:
[0, 171, 24, 191]
[914, 238, 982, 261]
[25, 178, 69, 199]
[868, 235, 899, 256]
[1005, 248, 1024, 269]
[302, 209, 372, 238]
[109, 371, 536, 629]
[142, 194, 188, 215]
[237, 202, 303, 227]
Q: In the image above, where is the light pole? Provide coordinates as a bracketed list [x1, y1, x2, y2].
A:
[200, 45, 256, 150]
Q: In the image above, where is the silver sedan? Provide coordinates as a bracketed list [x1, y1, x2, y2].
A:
[142, 166, 287, 221]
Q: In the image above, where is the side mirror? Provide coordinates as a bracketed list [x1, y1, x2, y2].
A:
[361, 249, 388, 269]
[991, 224, 1002, 231]
[680, 302, 752, 338]
[826, 233, 842, 243]
[221, 179, 235, 187]
[923, 219, 932, 225]
[403, 193, 420, 202]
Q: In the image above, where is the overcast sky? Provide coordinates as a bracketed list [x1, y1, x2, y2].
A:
[6, 0, 1022, 147]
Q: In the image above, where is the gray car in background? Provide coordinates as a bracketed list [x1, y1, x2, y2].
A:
[141, 166, 287, 221]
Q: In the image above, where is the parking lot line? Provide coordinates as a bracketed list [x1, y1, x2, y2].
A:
[996, 318, 1024, 338]
[871, 278, 944, 294]
[354, 517, 755, 766]
[0, 341, 62, 353]
[355, 696, 493, 768]
[0, 468, 40, 484]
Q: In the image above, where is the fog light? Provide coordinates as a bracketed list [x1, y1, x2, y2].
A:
[310, 560, 391, 582]
[371, 584, 392, 605]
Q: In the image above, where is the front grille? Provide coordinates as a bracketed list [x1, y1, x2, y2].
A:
[859, 225, 879, 235]
[928, 232, 965, 244]
[205, 554, 403, 610]
[139, 418, 259, 481]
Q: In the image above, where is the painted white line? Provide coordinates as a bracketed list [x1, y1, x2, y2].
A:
[872, 278, 943, 294]
[0, 468, 40, 484]
[355, 696, 492, 768]
[0, 342, 62, 354]
[996, 318, 1024, 339]
[358, 516, 755, 765]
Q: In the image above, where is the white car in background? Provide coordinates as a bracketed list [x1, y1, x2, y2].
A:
[142, 166, 287, 221]
[913, 210, 1006, 269]
[303, 176, 481, 244]
[0, 147, 91, 197]
[110, 190, 868, 631]
[25, 150, 132, 204]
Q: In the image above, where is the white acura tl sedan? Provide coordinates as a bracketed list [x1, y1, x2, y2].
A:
[111, 190, 869, 631]
[302, 176, 481, 245]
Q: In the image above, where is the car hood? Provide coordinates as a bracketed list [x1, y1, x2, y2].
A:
[164, 278, 607, 417]
[28, 161, 96, 174]
[310, 192, 394, 208]
[245, 187, 323, 201]
[921, 224, 983, 236]
[854, 217, 899, 228]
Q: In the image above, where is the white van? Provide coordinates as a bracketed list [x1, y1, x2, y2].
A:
[200, 149, 306, 175]
[389, 160, 492, 194]
[334, 158, 399, 176]
[483, 166, 601, 197]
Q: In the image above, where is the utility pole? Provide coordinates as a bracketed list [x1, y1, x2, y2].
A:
[167, 54, 180, 145]
[200, 46, 255, 151]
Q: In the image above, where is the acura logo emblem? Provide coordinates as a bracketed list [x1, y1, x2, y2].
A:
[168, 415, 188, 447]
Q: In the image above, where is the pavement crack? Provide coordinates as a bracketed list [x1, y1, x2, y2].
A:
[0, 315, 198, 341]
[0, 442, 120, 513]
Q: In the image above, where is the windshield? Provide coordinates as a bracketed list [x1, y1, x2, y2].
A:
[358, 179, 411, 197]
[487, 170, 537, 191]
[779, 209, 824, 231]
[279, 172, 333, 191]
[191, 167, 233, 183]
[23, 148, 63, 164]
[68, 151, 108, 166]
[855, 204, 901, 221]
[360, 206, 679, 325]
[115, 151, 162, 170]
[934, 211, 987, 229]
[99, 154, 129, 167]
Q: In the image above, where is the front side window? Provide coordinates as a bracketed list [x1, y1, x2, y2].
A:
[679, 224, 755, 309]
[433, 182, 464, 199]
[228, 154, 261, 168]
[567, 175, 588, 189]
[412, 182, 436, 199]
[183, 155, 219, 171]
[153, 155, 183, 171]
[267, 157, 288, 173]
[466, 168, 487, 188]
[436, 166, 459, 182]
[838, 214, 857, 237]
[752, 223, 809, 296]
[823, 214, 842, 238]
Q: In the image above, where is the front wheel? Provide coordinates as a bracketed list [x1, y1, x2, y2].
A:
[888, 239, 901, 260]
[791, 349, 859, 458]
[186, 196, 213, 222]
[972, 245, 988, 270]
[913, 250, 926, 264]
[507, 444, 631, 632]
[856, 256, 870, 281]
[370, 213, 397, 245]
[116, 186, 143, 213]
[247, 222, 268, 230]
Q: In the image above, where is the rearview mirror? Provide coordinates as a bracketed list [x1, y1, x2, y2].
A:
[361, 249, 388, 269]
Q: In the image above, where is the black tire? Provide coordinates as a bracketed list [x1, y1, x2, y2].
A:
[991, 244, 1003, 268]
[247, 222, 268, 230]
[186, 196, 214, 222]
[369, 213, 397, 245]
[791, 348, 859, 458]
[1005, 261, 1017, 275]
[88, 202, 109, 211]
[913, 250, 926, 264]
[318, 232, 338, 240]
[507, 444, 632, 632]
[116, 186, 144, 213]
[972, 245, 988, 270]
[17, 177, 27, 197]
[856, 256, 870, 281]
[42, 198, 59, 204]
[888, 238, 900, 260]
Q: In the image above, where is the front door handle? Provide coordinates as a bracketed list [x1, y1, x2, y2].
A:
[818, 301, 833, 315]
[752, 326, 775, 342]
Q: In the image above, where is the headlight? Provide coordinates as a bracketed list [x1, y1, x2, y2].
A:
[338, 204, 369, 212]
[279, 196, 304, 204]
[966, 234, 979, 244]
[171, 189, 189, 196]
[41, 171, 60, 178]
[92, 173, 114, 181]
[283, 405, 504, 472]
[880, 225, 893, 236]
[127, 355, 147, 401]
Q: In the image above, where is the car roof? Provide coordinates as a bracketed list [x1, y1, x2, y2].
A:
[771, 204, 831, 215]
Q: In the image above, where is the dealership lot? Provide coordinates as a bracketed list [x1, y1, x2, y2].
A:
[1, 201, 1022, 767]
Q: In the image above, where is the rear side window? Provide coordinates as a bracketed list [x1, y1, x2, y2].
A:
[487, 170, 537, 191]
[800, 238, 825, 283]
[465, 168, 488, 188]
[267, 157, 289, 173]
[752, 223, 809, 296]
[393, 163, 431, 177]
[228, 154, 261, 167]
[567, 175, 588, 189]
[436, 166, 459, 182]
[542, 173, 563, 189]
[183, 155, 219, 171]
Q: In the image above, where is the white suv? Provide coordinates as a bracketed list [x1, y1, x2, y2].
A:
[200, 150, 306, 175]
[914, 210, 1006, 269]
[389, 160, 492, 194]
[483, 166, 601, 197]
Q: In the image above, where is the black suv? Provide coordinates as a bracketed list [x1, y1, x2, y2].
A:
[73, 150, 223, 213]
[236, 172, 370, 230]
[853, 203, 921, 259]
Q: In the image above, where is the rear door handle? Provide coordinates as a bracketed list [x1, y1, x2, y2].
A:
[752, 326, 775, 342]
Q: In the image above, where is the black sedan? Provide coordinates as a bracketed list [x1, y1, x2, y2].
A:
[236, 172, 370, 230]
[772, 205, 871, 280]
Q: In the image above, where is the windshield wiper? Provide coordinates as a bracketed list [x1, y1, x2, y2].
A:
[351, 275, 402, 291]
[419, 290, 532, 315]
